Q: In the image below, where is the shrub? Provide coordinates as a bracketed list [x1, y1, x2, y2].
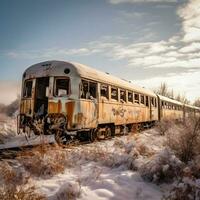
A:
[155, 119, 173, 135]
[17, 144, 70, 178]
[163, 177, 200, 200]
[166, 117, 200, 163]
[0, 161, 46, 200]
[140, 148, 183, 183]
[55, 182, 81, 200]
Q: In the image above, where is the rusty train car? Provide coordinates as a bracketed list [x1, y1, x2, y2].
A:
[18, 60, 200, 143]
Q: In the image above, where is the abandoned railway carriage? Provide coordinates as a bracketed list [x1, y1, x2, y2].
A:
[18, 60, 158, 142]
[18, 60, 200, 143]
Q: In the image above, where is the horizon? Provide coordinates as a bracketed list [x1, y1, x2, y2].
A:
[0, 0, 200, 104]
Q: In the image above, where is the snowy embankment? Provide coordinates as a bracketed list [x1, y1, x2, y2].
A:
[1, 118, 200, 200]
[34, 130, 166, 200]
[0, 114, 17, 143]
[0, 125, 167, 200]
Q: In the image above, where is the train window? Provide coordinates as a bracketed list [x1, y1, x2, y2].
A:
[55, 78, 69, 97]
[101, 84, 109, 99]
[134, 93, 139, 104]
[81, 80, 89, 99]
[151, 97, 154, 107]
[111, 87, 118, 101]
[128, 91, 133, 103]
[140, 95, 145, 104]
[23, 80, 33, 98]
[89, 82, 97, 99]
[155, 98, 157, 107]
[120, 89, 126, 102]
[146, 96, 149, 107]
[162, 101, 164, 108]
[81, 80, 97, 99]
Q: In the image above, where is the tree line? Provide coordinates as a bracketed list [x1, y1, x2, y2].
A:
[153, 82, 200, 107]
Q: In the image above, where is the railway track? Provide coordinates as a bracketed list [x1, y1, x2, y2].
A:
[0, 126, 149, 161]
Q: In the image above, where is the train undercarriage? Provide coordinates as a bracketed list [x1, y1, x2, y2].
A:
[18, 113, 155, 146]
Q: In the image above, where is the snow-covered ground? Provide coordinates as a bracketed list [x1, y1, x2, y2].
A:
[0, 119, 169, 200]
[4, 116, 199, 199]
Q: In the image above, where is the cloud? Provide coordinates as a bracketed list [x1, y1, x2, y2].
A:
[177, 0, 200, 42]
[109, 0, 178, 4]
[4, 0, 200, 102]
[135, 70, 200, 102]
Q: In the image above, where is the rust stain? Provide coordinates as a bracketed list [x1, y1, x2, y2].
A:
[58, 100, 62, 113]
[65, 101, 75, 128]
[48, 102, 58, 113]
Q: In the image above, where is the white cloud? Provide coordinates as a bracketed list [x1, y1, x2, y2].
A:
[5, 0, 200, 102]
[177, 0, 200, 42]
[109, 0, 178, 4]
[135, 70, 200, 102]
[179, 42, 200, 53]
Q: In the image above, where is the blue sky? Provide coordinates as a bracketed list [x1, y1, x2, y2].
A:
[0, 0, 200, 104]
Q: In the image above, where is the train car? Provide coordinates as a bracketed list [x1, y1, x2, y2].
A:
[18, 60, 158, 142]
[184, 104, 200, 118]
[157, 95, 184, 121]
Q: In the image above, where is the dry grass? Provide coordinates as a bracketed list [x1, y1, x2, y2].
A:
[55, 182, 81, 200]
[155, 119, 173, 136]
[166, 117, 200, 163]
[17, 144, 70, 178]
[0, 161, 46, 200]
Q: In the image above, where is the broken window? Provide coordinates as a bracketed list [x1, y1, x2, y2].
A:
[89, 82, 97, 99]
[146, 96, 149, 107]
[81, 80, 89, 99]
[100, 84, 109, 99]
[55, 78, 69, 97]
[120, 89, 126, 102]
[111, 87, 118, 101]
[23, 80, 33, 98]
[140, 95, 145, 104]
[80, 80, 97, 99]
[134, 93, 139, 104]
[162, 101, 164, 108]
[151, 97, 154, 106]
[128, 91, 133, 103]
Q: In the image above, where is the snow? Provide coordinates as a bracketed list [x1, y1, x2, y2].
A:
[0, 118, 169, 200]
[35, 162, 162, 200]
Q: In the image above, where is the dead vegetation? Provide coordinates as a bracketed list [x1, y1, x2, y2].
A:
[166, 117, 200, 163]
[17, 144, 71, 178]
[55, 182, 81, 200]
[0, 161, 46, 200]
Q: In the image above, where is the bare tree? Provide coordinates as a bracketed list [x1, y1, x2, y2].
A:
[193, 98, 200, 107]
[154, 82, 170, 97]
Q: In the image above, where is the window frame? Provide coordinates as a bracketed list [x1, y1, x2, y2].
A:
[54, 77, 70, 97]
[120, 88, 126, 102]
[134, 93, 140, 104]
[80, 79, 97, 99]
[140, 94, 145, 105]
[111, 86, 118, 101]
[128, 91, 133, 103]
[23, 79, 33, 98]
[100, 83, 109, 100]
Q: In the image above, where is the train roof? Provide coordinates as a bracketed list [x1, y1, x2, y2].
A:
[185, 104, 200, 110]
[157, 94, 183, 106]
[24, 60, 156, 97]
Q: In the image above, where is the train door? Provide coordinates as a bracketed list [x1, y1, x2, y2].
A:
[34, 77, 49, 117]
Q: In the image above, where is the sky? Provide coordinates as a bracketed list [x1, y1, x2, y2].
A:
[0, 0, 200, 104]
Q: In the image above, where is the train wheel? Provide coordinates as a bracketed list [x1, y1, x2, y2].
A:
[105, 127, 112, 139]
[89, 129, 97, 142]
